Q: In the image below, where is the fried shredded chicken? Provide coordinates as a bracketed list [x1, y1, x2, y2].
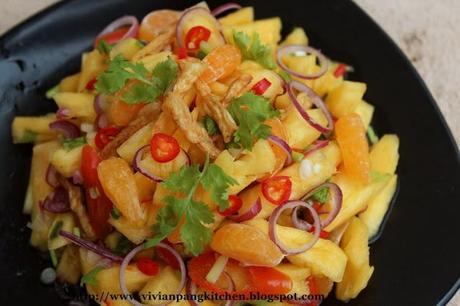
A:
[195, 79, 238, 143]
[100, 102, 162, 159]
[162, 60, 221, 158]
[59, 177, 97, 240]
[132, 27, 175, 62]
[221, 73, 253, 107]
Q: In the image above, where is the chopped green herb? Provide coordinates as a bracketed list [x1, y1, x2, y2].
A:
[311, 187, 330, 204]
[145, 156, 237, 255]
[61, 136, 86, 151]
[278, 70, 292, 83]
[367, 126, 379, 145]
[233, 31, 276, 69]
[46, 85, 59, 99]
[110, 207, 121, 220]
[200, 41, 212, 55]
[49, 221, 63, 239]
[292, 151, 304, 163]
[95, 55, 178, 105]
[21, 130, 37, 143]
[228, 92, 280, 150]
[97, 39, 113, 55]
[113, 235, 134, 256]
[203, 116, 219, 136]
[80, 266, 104, 286]
[197, 50, 207, 60]
[49, 250, 58, 267]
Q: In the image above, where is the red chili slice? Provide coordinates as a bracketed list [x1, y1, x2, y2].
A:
[137, 257, 160, 276]
[177, 47, 188, 59]
[94, 27, 129, 48]
[85, 78, 97, 91]
[150, 133, 180, 163]
[218, 194, 243, 217]
[261, 176, 292, 205]
[251, 78, 272, 95]
[95, 126, 121, 149]
[333, 63, 347, 78]
[185, 26, 211, 51]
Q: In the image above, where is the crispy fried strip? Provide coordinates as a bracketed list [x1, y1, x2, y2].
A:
[100, 102, 162, 159]
[59, 178, 97, 240]
[195, 79, 237, 143]
[132, 27, 175, 62]
[162, 60, 221, 158]
[221, 73, 253, 107]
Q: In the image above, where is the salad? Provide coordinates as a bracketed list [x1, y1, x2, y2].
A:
[11, 2, 400, 305]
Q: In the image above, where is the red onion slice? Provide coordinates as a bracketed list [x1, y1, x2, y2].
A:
[49, 119, 81, 138]
[276, 45, 329, 80]
[71, 170, 84, 185]
[211, 3, 243, 17]
[229, 197, 262, 222]
[93, 94, 107, 115]
[304, 140, 330, 157]
[96, 16, 139, 44]
[56, 108, 70, 119]
[291, 183, 343, 230]
[45, 164, 59, 188]
[287, 81, 334, 135]
[59, 230, 123, 262]
[269, 201, 321, 255]
[95, 114, 109, 130]
[268, 135, 293, 166]
[176, 6, 224, 49]
[132, 145, 164, 182]
[40, 187, 71, 213]
[120, 243, 186, 306]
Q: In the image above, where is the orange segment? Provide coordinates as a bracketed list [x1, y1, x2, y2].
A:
[139, 10, 180, 42]
[335, 113, 370, 183]
[109, 98, 144, 126]
[200, 45, 241, 83]
[97, 157, 144, 224]
[210, 223, 284, 267]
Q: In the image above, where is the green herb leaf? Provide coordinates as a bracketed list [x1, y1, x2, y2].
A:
[97, 39, 113, 55]
[228, 92, 280, 150]
[61, 136, 86, 151]
[21, 130, 37, 143]
[46, 85, 59, 99]
[113, 235, 134, 256]
[49, 221, 63, 239]
[49, 250, 58, 267]
[292, 151, 304, 163]
[367, 126, 379, 145]
[311, 187, 330, 204]
[146, 156, 236, 255]
[203, 116, 219, 136]
[233, 31, 276, 69]
[80, 266, 104, 286]
[110, 207, 121, 220]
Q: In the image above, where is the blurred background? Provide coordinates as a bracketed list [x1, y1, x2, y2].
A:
[0, 0, 459, 305]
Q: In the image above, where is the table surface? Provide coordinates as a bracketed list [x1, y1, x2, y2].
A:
[0, 0, 459, 305]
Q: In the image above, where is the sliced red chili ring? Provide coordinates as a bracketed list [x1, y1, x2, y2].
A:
[95, 126, 121, 149]
[150, 133, 180, 163]
[85, 78, 97, 91]
[136, 257, 160, 276]
[177, 47, 188, 59]
[333, 63, 347, 78]
[251, 78, 272, 95]
[185, 25, 211, 51]
[218, 194, 243, 217]
[261, 176, 292, 205]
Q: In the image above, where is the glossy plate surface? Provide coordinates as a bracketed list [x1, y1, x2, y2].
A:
[0, 0, 459, 305]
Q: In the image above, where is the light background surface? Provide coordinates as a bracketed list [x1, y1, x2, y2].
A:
[0, 0, 459, 305]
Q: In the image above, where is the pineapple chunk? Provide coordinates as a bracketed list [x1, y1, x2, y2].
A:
[223, 17, 282, 46]
[109, 216, 152, 244]
[246, 219, 347, 282]
[336, 217, 374, 301]
[282, 108, 327, 149]
[359, 174, 398, 238]
[53, 92, 96, 121]
[93, 264, 153, 294]
[275, 264, 312, 297]
[117, 122, 154, 163]
[140, 266, 188, 305]
[369, 134, 400, 174]
[139, 150, 190, 180]
[354, 100, 374, 130]
[23, 183, 33, 214]
[138, 51, 172, 70]
[51, 146, 83, 177]
[219, 7, 254, 26]
[110, 38, 143, 60]
[325, 174, 390, 232]
[281, 27, 309, 46]
[30, 211, 54, 251]
[11, 115, 57, 143]
[326, 81, 367, 118]
[48, 212, 76, 250]
[59, 73, 80, 92]
[56, 245, 81, 284]
[241, 69, 284, 101]
[78, 49, 106, 91]
[239, 142, 341, 219]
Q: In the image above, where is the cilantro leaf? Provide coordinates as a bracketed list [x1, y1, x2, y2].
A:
[97, 39, 113, 55]
[145, 156, 235, 255]
[201, 164, 237, 210]
[61, 136, 86, 151]
[20, 130, 37, 143]
[203, 116, 219, 136]
[228, 92, 280, 150]
[80, 266, 104, 286]
[122, 82, 160, 104]
[233, 31, 276, 69]
[311, 187, 330, 204]
[151, 57, 178, 93]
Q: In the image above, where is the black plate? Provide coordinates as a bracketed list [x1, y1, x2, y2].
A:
[0, 0, 459, 305]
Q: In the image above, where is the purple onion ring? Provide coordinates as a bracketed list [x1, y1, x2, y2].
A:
[276, 45, 329, 80]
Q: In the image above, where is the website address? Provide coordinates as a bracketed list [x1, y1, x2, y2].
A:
[75, 291, 324, 303]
